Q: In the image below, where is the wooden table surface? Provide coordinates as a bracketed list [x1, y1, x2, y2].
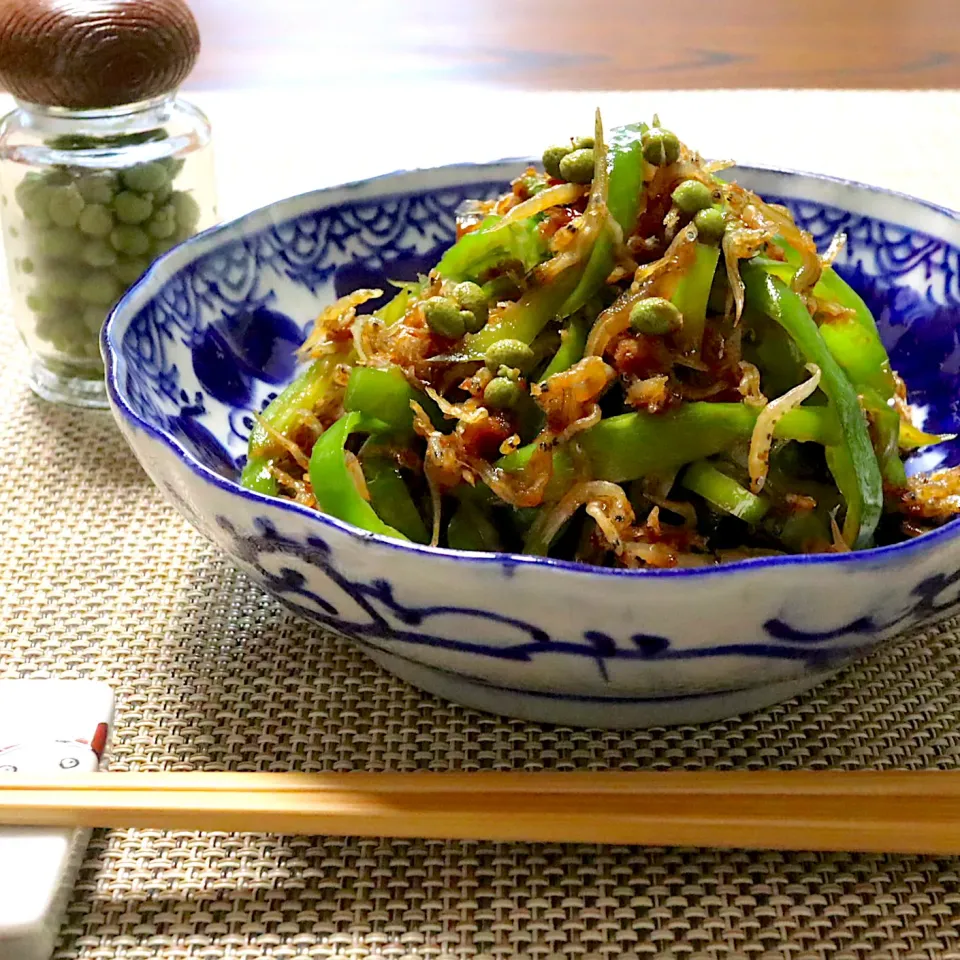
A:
[184, 0, 960, 91]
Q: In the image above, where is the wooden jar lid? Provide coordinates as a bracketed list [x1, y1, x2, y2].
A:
[0, 0, 200, 110]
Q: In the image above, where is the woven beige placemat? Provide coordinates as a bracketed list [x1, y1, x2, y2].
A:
[2, 314, 960, 958]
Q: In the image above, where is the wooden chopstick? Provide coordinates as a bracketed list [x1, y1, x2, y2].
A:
[1, 771, 958, 853]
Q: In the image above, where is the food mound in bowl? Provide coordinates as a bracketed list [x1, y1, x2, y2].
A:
[239, 113, 960, 569]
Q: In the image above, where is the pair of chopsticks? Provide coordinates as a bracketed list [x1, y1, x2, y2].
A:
[1, 771, 958, 853]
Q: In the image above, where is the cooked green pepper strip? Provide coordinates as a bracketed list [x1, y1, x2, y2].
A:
[433, 215, 498, 277]
[757, 251, 909, 486]
[344, 364, 445, 434]
[681, 460, 769, 524]
[497, 445, 576, 502]
[308, 411, 408, 540]
[577, 403, 838, 484]
[523, 517, 573, 557]
[344, 365, 417, 436]
[361, 453, 429, 543]
[447, 499, 502, 552]
[900, 419, 955, 450]
[541, 312, 591, 379]
[240, 348, 351, 495]
[765, 247, 898, 400]
[435, 215, 547, 282]
[811, 259, 883, 336]
[481, 274, 522, 303]
[510, 505, 539, 537]
[464, 267, 582, 356]
[860, 385, 907, 488]
[805, 270, 898, 412]
[376, 282, 422, 325]
[672, 242, 721, 351]
[560, 121, 647, 317]
[241, 276, 418, 498]
[817, 303, 893, 399]
[742, 264, 883, 548]
[743, 308, 806, 398]
[241, 278, 418, 497]
[773, 510, 833, 553]
[240, 458, 280, 496]
[818, 324, 906, 487]
[813, 269, 954, 457]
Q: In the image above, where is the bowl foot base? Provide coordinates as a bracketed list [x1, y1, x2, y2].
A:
[363, 648, 839, 729]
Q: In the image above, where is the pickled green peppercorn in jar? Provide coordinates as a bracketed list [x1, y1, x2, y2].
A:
[0, 0, 216, 407]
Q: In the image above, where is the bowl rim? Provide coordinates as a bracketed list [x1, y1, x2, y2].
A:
[102, 158, 960, 581]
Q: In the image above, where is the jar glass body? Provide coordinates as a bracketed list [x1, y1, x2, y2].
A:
[0, 95, 216, 407]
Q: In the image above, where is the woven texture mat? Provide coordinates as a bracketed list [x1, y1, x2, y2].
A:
[3, 317, 960, 959]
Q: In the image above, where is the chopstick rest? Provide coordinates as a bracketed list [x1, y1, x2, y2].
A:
[0, 681, 113, 960]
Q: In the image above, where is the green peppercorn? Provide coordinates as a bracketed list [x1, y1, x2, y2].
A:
[483, 376, 524, 409]
[170, 191, 200, 232]
[76, 339, 101, 362]
[82, 239, 118, 268]
[483, 338, 535, 374]
[77, 203, 114, 238]
[572, 135, 595, 150]
[671, 179, 713, 214]
[76, 172, 117, 205]
[452, 281, 487, 331]
[26, 291, 54, 315]
[15, 177, 53, 220]
[558, 148, 595, 184]
[33, 313, 59, 341]
[21, 256, 34, 275]
[48, 331, 79, 355]
[46, 268, 84, 302]
[453, 280, 487, 315]
[24, 206, 53, 228]
[460, 309, 486, 334]
[110, 225, 150, 257]
[629, 297, 684, 336]
[542, 144, 572, 179]
[693, 206, 727, 244]
[422, 296, 466, 339]
[15, 174, 43, 208]
[113, 191, 153, 224]
[150, 180, 174, 205]
[78, 270, 122, 306]
[146, 203, 177, 239]
[121, 162, 170, 193]
[36, 226, 84, 259]
[162, 157, 186, 179]
[47, 184, 85, 228]
[641, 128, 680, 167]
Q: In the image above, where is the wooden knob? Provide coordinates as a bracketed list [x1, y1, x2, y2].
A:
[0, 0, 200, 110]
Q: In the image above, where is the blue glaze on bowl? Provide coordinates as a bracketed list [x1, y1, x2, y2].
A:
[102, 161, 960, 728]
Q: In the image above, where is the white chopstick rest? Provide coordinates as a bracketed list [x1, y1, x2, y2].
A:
[0, 681, 114, 960]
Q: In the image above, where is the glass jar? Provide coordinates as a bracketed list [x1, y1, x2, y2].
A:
[0, 94, 216, 407]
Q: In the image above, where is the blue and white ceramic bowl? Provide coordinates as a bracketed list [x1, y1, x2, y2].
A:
[102, 161, 960, 729]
